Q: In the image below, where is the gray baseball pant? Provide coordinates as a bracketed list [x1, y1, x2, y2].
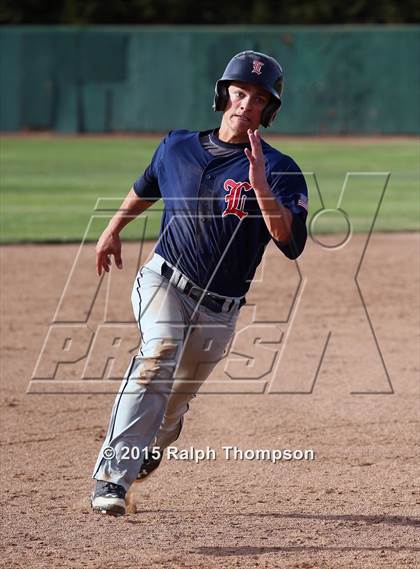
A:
[92, 253, 241, 491]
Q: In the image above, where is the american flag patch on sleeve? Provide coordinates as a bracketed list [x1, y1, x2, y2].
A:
[297, 194, 308, 211]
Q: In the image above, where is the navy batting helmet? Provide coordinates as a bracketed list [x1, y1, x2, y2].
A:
[213, 51, 284, 128]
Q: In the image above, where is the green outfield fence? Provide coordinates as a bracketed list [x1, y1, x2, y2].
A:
[1, 25, 419, 134]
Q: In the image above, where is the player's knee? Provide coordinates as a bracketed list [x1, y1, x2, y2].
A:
[137, 340, 178, 387]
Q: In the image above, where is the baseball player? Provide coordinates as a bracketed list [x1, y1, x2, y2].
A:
[91, 51, 308, 515]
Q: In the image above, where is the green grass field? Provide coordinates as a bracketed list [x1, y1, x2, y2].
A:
[1, 136, 418, 243]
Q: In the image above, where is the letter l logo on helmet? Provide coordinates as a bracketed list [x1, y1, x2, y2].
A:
[252, 60, 264, 75]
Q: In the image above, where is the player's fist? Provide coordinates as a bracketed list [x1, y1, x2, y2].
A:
[95, 228, 123, 276]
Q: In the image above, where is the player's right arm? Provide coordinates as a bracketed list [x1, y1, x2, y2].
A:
[95, 188, 155, 277]
[96, 135, 168, 276]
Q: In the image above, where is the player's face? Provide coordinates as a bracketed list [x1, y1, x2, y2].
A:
[221, 81, 270, 142]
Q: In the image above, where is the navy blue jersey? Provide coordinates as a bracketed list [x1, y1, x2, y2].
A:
[133, 129, 308, 297]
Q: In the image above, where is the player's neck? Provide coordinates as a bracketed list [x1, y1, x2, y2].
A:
[218, 123, 249, 144]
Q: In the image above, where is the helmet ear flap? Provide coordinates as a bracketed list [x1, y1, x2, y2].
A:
[261, 99, 282, 128]
[213, 80, 230, 112]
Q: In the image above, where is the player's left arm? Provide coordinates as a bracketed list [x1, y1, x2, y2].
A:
[245, 129, 293, 241]
[245, 129, 307, 259]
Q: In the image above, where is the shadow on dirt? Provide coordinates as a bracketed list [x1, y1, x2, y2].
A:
[252, 512, 420, 528]
[195, 545, 420, 557]
[126, 510, 420, 529]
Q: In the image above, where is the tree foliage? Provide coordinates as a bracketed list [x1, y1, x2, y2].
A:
[1, 0, 419, 24]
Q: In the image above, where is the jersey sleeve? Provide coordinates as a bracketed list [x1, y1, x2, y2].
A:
[133, 166, 162, 201]
[266, 154, 309, 259]
[132, 137, 166, 201]
[272, 213, 307, 260]
[267, 155, 308, 221]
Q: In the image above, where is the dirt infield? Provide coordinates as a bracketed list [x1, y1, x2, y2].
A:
[1, 233, 419, 568]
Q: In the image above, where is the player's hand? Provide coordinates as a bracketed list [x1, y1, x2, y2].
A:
[95, 228, 123, 276]
[244, 129, 268, 191]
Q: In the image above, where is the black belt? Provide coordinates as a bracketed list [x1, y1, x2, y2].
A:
[161, 262, 245, 314]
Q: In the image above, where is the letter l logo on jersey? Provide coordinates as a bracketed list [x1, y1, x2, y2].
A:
[223, 179, 252, 219]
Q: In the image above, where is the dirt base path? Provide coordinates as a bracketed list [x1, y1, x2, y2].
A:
[1, 233, 419, 568]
